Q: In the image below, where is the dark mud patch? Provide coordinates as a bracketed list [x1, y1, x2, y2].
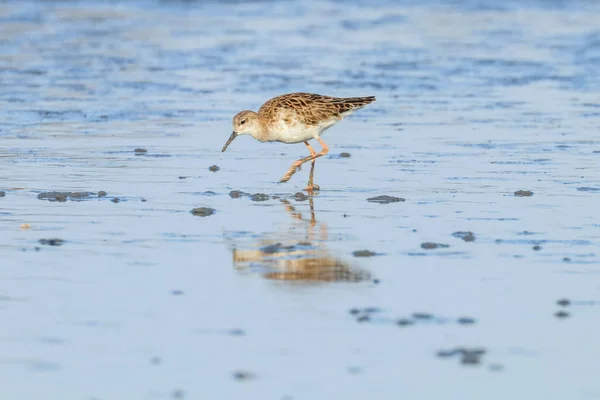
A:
[209, 165, 220, 172]
[346, 366, 363, 375]
[551, 298, 600, 319]
[577, 187, 600, 192]
[412, 312, 434, 320]
[557, 298, 571, 307]
[514, 190, 534, 197]
[495, 238, 589, 247]
[232, 370, 256, 382]
[293, 192, 308, 201]
[150, 356, 161, 365]
[518, 230, 538, 235]
[249, 193, 270, 202]
[457, 317, 476, 325]
[190, 207, 216, 217]
[452, 231, 476, 242]
[349, 307, 382, 323]
[396, 318, 415, 327]
[352, 250, 379, 257]
[37, 191, 108, 202]
[39, 238, 65, 246]
[0, 191, 5, 197]
[229, 190, 250, 198]
[194, 191, 217, 196]
[488, 364, 504, 372]
[421, 242, 450, 249]
[556, 299, 600, 307]
[436, 347, 488, 367]
[367, 195, 405, 204]
[339, 152, 351, 158]
[350, 308, 477, 327]
[134, 148, 147, 155]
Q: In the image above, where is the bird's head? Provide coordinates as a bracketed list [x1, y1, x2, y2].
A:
[222, 110, 260, 152]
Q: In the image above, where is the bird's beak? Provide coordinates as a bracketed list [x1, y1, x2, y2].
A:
[222, 131, 237, 152]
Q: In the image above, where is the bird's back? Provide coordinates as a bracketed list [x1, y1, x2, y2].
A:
[258, 93, 376, 127]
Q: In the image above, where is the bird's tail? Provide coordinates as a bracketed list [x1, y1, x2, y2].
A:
[336, 96, 376, 115]
[344, 96, 376, 106]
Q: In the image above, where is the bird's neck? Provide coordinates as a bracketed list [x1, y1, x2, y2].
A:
[252, 120, 273, 142]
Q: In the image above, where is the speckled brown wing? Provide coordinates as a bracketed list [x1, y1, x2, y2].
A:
[258, 93, 376, 126]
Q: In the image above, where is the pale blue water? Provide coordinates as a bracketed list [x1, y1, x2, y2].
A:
[1, 0, 600, 399]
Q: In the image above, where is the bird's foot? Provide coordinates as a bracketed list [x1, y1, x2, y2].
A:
[304, 184, 320, 193]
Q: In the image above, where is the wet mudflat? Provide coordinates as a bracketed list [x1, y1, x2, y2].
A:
[1, 0, 600, 399]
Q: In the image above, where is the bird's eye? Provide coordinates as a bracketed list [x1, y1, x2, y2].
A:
[240, 120, 246, 125]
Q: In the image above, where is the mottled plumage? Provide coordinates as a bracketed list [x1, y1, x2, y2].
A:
[222, 92, 376, 192]
[258, 93, 376, 134]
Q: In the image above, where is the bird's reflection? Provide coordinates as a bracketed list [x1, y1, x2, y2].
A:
[226, 197, 372, 283]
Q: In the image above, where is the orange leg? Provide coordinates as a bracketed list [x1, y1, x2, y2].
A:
[280, 138, 329, 190]
[305, 159, 319, 193]
[294, 142, 315, 173]
[305, 141, 317, 157]
[304, 142, 319, 193]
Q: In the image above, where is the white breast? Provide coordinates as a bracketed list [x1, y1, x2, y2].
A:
[271, 114, 340, 144]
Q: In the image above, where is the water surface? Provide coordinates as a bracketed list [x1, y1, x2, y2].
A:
[1, 0, 600, 399]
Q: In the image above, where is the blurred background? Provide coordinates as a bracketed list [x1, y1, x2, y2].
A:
[1, 0, 600, 399]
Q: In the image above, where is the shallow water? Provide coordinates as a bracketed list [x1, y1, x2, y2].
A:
[1, 0, 600, 399]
